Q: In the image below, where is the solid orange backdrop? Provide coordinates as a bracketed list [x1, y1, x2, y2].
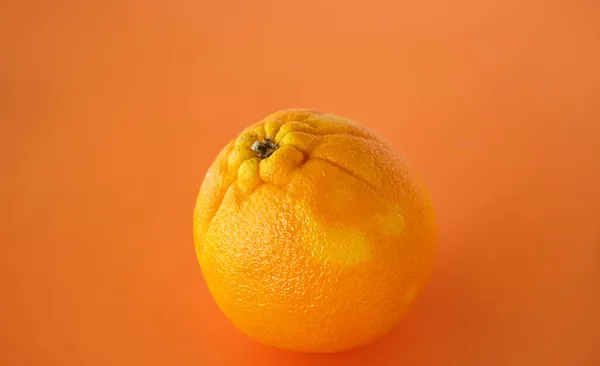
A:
[2, 0, 599, 365]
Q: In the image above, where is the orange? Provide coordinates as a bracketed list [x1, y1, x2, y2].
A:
[193, 109, 437, 353]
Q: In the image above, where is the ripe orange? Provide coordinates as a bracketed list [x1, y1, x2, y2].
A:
[193, 109, 436, 353]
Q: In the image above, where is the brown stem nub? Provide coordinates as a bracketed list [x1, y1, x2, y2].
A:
[250, 139, 279, 158]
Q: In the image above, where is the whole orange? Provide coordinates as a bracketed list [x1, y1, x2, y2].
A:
[193, 109, 436, 353]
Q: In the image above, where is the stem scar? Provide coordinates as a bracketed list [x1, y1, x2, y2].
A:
[250, 139, 279, 158]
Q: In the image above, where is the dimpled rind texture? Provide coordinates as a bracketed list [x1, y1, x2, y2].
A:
[193, 109, 437, 353]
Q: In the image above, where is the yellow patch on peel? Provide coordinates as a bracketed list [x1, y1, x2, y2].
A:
[373, 204, 406, 237]
[315, 225, 371, 266]
[295, 201, 372, 266]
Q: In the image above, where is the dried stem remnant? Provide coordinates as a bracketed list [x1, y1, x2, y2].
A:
[250, 139, 279, 158]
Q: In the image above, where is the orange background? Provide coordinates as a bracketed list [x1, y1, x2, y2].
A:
[2, 1, 599, 365]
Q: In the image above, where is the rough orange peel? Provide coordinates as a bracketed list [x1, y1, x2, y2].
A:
[193, 109, 436, 353]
